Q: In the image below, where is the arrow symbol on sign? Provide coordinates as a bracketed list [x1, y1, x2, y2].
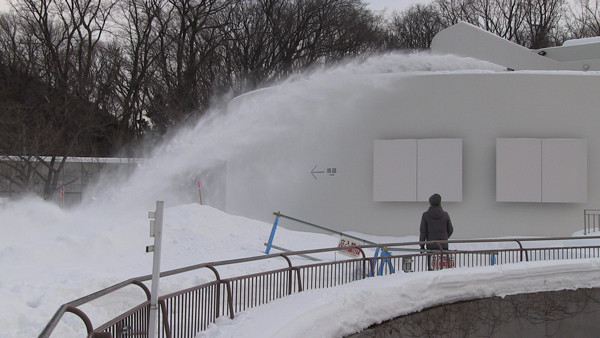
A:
[311, 164, 325, 180]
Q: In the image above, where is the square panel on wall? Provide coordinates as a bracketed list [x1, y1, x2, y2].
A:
[373, 139, 417, 201]
[373, 138, 462, 202]
[417, 139, 463, 202]
[542, 139, 587, 203]
[496, 138, 587, 203]
[496, 138, 542, 202]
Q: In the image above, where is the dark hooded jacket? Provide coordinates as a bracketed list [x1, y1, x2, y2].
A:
[420, 206, 453, 250]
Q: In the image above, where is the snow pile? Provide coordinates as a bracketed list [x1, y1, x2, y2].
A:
[0, 198, 341, 337]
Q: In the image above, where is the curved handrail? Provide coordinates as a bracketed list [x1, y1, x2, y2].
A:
[39, 278, 152, 338]
[514, 240, 525, 261]
[65, 306, 93, 334]
[39, 235, 600, 337]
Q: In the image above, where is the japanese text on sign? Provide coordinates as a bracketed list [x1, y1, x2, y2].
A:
[338, 236, 361, 257]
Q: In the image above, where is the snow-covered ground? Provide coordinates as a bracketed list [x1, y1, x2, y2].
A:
[0, 200, 338, 337]
[2, 52, 598, 337]
[3, 198, 600, 338]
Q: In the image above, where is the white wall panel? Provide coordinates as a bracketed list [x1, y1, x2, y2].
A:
[417, 139, 463, 202]
[373, 139, 417, 201]
[496, 138, 542, 202]
[225, 72, 600, 238]
[542, 139, 587, 203]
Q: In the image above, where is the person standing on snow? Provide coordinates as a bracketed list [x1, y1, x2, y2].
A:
[420, 193, 453, 270]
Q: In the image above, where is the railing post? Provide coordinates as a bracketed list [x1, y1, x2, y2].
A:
[356, 248, 367, 280]
[584, 209, 587, 235]
[514, 240, 527, 261]
[147, 201, 164, 338]
[265, 212, 281, 254]
[294, 267, 303, 292]
[203, 265, 222, 320]
[368, 247, 381, 277]
[158, 299, 172, 338]
[279, 254, 294, 295]
[224, 281, 234, 319]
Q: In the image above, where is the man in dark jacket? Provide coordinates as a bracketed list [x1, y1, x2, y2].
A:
[420, 193, 453, 270]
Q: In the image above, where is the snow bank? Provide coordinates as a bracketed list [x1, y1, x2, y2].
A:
[200, 259, 600, 338]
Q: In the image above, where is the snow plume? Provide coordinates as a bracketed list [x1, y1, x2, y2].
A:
[84, 52, 504, 213]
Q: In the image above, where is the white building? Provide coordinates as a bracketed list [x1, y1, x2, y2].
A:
[221, 23, 600, 239]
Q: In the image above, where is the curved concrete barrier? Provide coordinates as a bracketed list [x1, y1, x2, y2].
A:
[349, 288, 600, 337]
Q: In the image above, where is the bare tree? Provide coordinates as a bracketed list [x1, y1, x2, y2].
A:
[219, 1, 275, 93]
[2, 0, 120, 198]
[472, 0, 526, 43]
[566, 0, 600, 38]
[145, 0, 231, 132]
[523, 0, 565, 48]
[390, 4, 444, 49]
[221, 0, 381, 88]
[112, 0, 168, 147]
[436, 0, 480, 27]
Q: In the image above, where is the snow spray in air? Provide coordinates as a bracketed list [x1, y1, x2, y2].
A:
[83, 52, 502, 214]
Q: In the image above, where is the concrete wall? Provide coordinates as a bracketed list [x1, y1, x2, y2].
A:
[349, 288, 600, 337]
[224, 71, 600, 238]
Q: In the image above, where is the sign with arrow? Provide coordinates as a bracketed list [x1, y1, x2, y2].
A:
[311, 164, 337, 180]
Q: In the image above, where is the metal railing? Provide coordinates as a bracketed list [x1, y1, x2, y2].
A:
[585, 209, 600, 234]
[40, 236, 600, 338]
